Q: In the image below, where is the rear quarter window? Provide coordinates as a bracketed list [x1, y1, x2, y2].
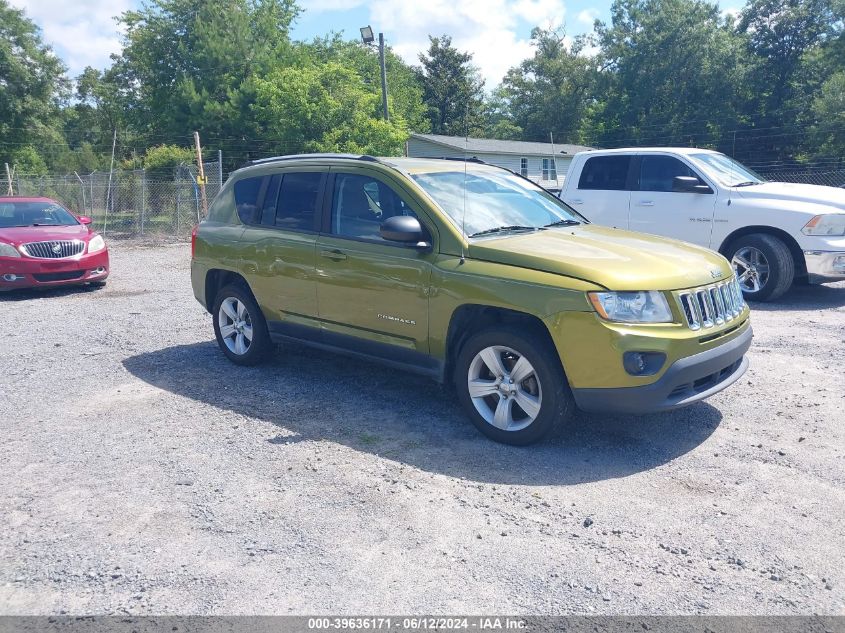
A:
[233, 177, 264, 224]
[578, 156, 632, 191]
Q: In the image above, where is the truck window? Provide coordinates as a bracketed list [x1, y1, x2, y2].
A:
[639, 156, 699, 192]
[578, 156, 631, 191]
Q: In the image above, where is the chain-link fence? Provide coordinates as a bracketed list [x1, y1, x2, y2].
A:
[7, 161, 223, 240]
[749, 166, 845, 188]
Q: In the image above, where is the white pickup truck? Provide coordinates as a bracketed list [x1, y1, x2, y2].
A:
[558, 148, 845, 301]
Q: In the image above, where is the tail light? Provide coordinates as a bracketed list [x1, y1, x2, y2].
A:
[191, 225, 198, 258]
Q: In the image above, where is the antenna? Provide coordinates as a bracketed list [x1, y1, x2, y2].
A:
[460, 101, 470, 264]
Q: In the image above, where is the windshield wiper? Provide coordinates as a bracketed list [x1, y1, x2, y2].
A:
[733, 181, 761, 187]
[544, 219, 580, 228]
[468, 225, 539, 238]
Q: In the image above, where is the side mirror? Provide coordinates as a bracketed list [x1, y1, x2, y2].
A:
[78, 216, 93, 225]
[673, 176, 712, 194]
[380, 216, 429, 248]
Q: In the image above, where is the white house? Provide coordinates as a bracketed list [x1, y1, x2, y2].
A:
[405, 133, 594, 189]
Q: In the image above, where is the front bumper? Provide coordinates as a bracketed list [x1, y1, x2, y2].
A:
[572, 324, 752, 414]
[804, 250, 845, 284]
[0, 250, 109, 291]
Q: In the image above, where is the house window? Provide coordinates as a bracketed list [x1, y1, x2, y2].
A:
[520, 157, 528, 177]
[542, 158, 557, 181]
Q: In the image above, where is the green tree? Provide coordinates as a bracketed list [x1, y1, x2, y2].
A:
[303, 34, 430, 133]
[811, 72, 845, 157]
[591, 0, 748, 151]
[498, 28, 596, 143]
[0, 0, 67, 170]
[115, 0, 300, 164]
[416, 35, 486, 136]
[253, 62, 408, 155]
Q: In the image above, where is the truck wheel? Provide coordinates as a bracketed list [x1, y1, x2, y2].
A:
[454, 327, 574, 445]
[212, 283, 272, 365]
[727, 234, 794, 302]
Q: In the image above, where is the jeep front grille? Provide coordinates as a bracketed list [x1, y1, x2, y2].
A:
[677, 277, 745, 330]
[20, 240, 85, 259]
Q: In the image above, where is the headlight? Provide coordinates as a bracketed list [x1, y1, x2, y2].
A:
[0, 242, 21, 258]
[588, 291, 674, 323]
[87, 235, 106, 253]
[802, 214, 845, 236]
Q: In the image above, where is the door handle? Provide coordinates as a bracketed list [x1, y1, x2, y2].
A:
[569, 198, 584, 204]
[320, 249, 347, 261]
[637, 200, 655, 206]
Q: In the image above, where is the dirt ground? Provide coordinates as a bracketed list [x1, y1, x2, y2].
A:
[1, 243, 843, 615]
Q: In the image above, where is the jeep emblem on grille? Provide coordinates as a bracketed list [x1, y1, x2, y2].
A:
[51, 243, 62, 254]
[710, 269, 722, 279]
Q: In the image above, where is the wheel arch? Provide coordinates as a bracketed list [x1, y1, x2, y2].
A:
[718, 226, 807, 278]
[204, 269, 253, 312]
[443, 304, 561, 385]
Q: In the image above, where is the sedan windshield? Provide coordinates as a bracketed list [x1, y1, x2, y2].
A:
[690, 153, 766, 188]
[0, 201, 79, 228]
[411, 168, 583, 237]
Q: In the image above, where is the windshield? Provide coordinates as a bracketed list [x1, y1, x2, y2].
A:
[0, 201, 79, 228]
[410, 168, 583, 237]
[690, 153, 766, 187]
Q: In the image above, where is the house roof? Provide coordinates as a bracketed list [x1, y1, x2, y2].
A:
[410, 133, 594, 157]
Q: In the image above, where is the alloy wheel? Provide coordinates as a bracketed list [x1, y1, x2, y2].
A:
[218, 297, 253, 355]
[467, 345, 542, 432]
[732, 246, 770, 293]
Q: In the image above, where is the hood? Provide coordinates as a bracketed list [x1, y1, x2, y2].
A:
[736, 182, 845, 211]
[0, 223, 90, 246]
[468, 224, 732, 291]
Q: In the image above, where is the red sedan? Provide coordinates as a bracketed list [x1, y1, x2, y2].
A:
[0, 197, 109, 291]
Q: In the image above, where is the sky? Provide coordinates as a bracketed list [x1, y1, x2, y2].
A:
[9, 0, 615, 88]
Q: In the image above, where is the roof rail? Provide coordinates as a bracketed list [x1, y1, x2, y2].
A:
[247, 153, 384, 166]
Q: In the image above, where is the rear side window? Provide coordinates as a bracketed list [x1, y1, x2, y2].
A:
[578, 156, 631, 191]
[274, 172, 322, 231]
[234, 177, 262, 224]
[639, 155, 699, 192]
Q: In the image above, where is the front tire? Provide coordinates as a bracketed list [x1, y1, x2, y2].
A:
[727, 233, 794, 302]
[454, 327, 574, 445]
[212, 283, 272, 365]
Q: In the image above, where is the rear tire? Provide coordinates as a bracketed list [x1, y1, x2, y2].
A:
[212, 283, 272, 365]
[454, 326, 574, 445]
[727, 233, 794, 302]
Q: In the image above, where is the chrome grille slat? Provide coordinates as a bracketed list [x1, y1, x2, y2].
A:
[676, 277, 746, 330]
[21, 240, 84, 259]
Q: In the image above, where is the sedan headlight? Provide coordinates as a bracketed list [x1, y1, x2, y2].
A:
[588, 291, 674, 323]
[0, 242, 21, 258]
[87, 235, 106, 253]
[802, 214, 845, 236]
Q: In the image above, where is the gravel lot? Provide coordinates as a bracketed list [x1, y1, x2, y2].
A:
[1, 242, 844, 615]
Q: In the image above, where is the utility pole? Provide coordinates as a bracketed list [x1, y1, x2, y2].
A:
[378, 32, 389, 122]
[193, 131, 208, 218]
[361, 26, 389, 121]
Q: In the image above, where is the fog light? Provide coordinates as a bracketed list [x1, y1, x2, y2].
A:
[90, 267, 106, 276]
[623, 351, 666, 376]
[2, 274, 22, 282]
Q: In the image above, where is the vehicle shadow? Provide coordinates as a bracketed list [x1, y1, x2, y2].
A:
[123, 342, 723, 486]
[749, 282, 845, 312]
[0, 284, 102, 301]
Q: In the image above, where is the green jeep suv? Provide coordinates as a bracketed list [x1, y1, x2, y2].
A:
[191, 154, 752, 445]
